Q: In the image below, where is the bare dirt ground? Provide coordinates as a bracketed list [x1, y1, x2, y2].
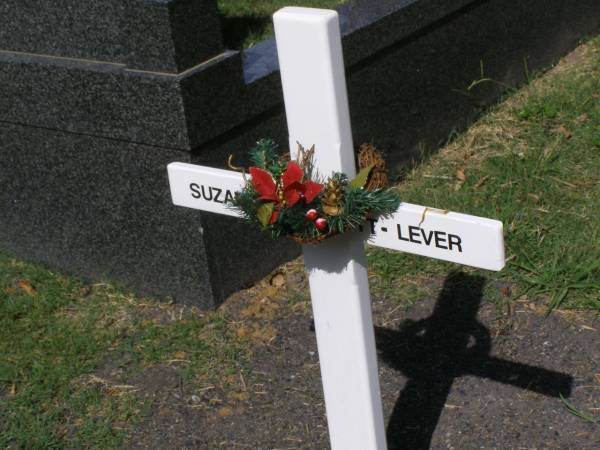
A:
[122, 263, 599, 449]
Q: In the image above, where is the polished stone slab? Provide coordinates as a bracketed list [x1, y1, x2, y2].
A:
[0, 123, 299, 307]
[0, 0, 222, 72]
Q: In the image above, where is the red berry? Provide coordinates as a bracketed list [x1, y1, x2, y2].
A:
[305, 209, 318, 221]
[315, 218, 328, 232]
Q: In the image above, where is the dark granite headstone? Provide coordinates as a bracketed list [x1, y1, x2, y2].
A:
[0, 0, 223, 73]
[1, 0, 598, 308]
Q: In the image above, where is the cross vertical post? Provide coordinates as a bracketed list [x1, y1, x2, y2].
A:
[274, 8, 387, 450]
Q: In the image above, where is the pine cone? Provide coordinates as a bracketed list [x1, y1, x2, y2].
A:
[357, 143, 388, 191]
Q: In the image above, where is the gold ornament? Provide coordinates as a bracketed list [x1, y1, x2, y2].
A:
[322, 179, 343, 216]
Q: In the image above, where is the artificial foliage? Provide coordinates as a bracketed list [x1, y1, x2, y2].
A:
[230, 139, 400, 243]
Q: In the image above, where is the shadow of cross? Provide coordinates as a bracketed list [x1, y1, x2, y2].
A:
[376, 271, 574, 450]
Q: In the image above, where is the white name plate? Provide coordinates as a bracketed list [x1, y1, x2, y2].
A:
[362, 203, 505, 271]
[167, 162, 244, 217]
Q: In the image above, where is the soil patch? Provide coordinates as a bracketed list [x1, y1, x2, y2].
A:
[124, 269, 599, 449]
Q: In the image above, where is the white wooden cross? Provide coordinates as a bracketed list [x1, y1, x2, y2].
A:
[167, 7, 505, 450]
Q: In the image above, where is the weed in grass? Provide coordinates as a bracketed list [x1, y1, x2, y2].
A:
[560, 394, 599, 424]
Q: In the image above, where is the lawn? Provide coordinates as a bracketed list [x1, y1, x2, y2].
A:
[0, 263, 246, 449]
[1, 35, 598, 448]
[218, 0, 346, 49]
[369, 36, 600, 312]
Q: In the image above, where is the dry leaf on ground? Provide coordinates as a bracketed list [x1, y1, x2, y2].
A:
[17, 280, 36, 296]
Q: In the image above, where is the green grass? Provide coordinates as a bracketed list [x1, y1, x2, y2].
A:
[219, 0, 346, 49]
[0, 255, 247, 449]
[369, 36, 600, 312]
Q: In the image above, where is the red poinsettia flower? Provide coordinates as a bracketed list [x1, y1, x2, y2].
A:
[249, 162, 323, 224]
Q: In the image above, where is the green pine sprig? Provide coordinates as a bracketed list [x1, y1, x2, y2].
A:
[249, 138, 287, 178]
[328, 186, 400, 234]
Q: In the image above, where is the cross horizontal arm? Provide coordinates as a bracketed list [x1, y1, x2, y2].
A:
[364, 203, 505, 271]
[167, 164, 505, 271]
[167, 163, 245, 217]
